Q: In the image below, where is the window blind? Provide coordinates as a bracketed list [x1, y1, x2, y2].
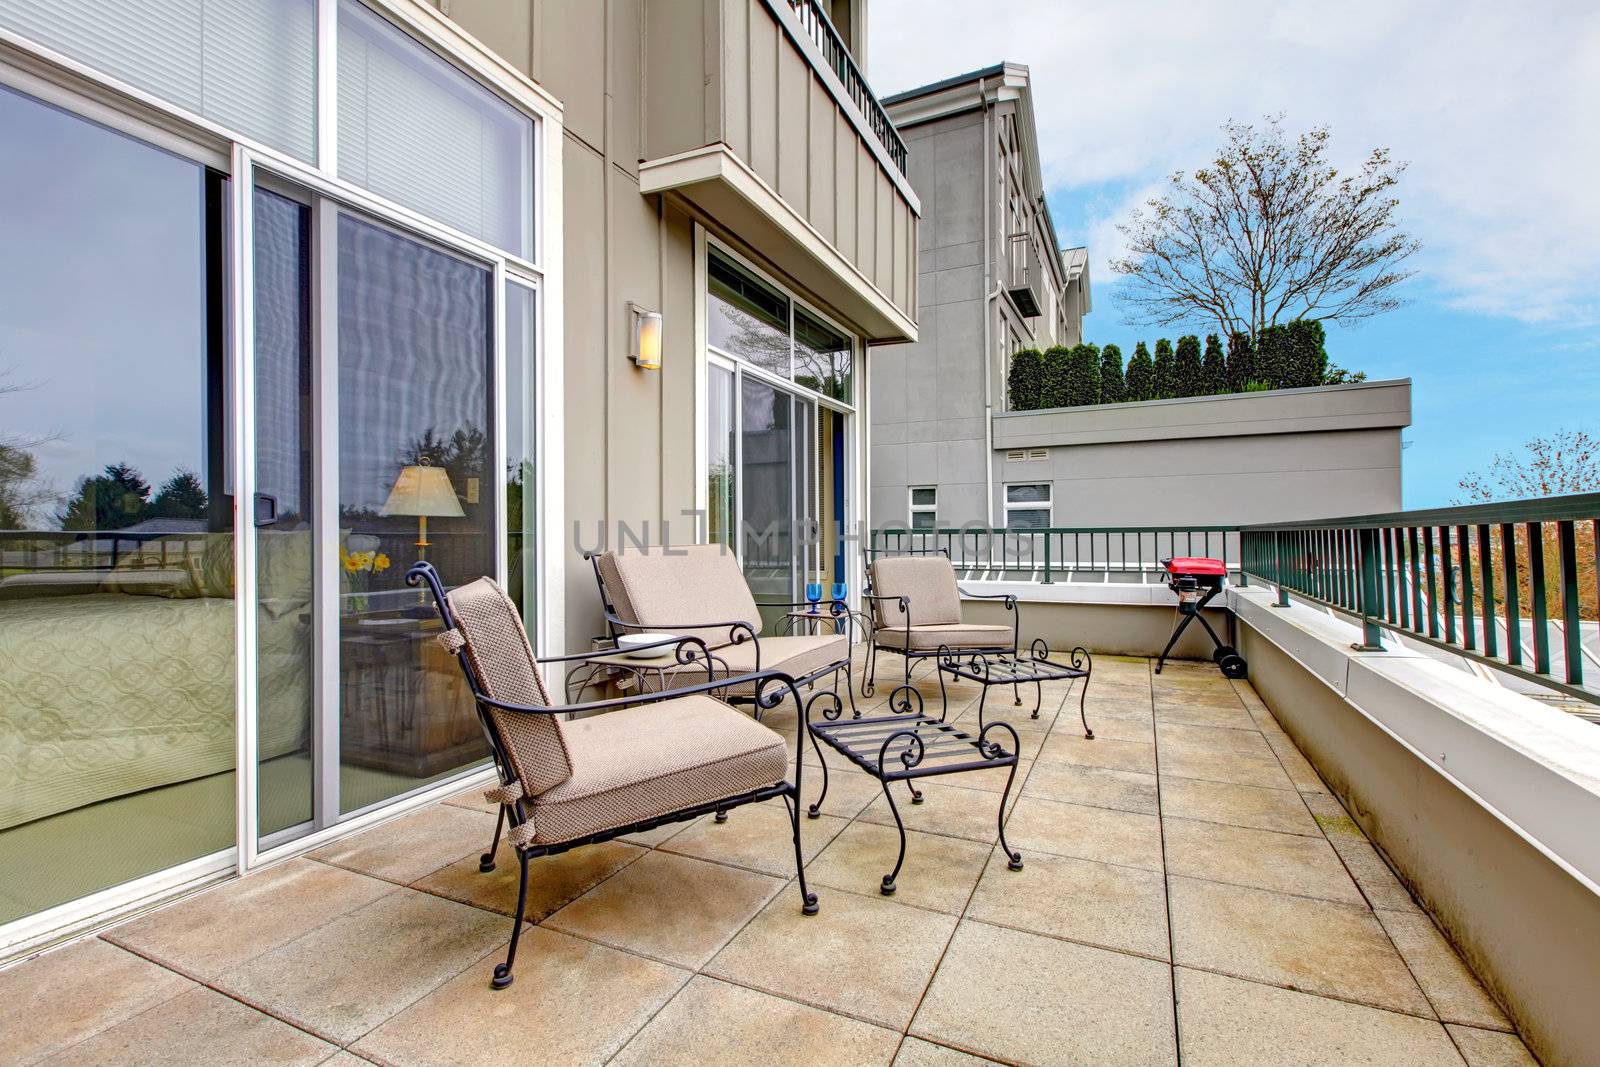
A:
[0, 0, 316, 160]
[336, 0, 531, 257]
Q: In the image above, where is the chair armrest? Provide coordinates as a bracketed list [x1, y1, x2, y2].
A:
[601, 608, 758, 649]
[472, 666, 803, 719]
[535, 634, 713, 665]
[957, 586, 1017, 610]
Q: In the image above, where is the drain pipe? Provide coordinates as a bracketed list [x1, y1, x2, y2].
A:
[980, 75, 1000, 528]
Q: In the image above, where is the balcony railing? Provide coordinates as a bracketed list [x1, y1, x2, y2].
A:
[869, 526, 1240, 581]
[784, 0, 909, 177]
[1240, 494, 1600, 703]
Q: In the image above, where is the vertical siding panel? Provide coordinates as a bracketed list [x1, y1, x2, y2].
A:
[834, 114, 855, 262]
[807, 81, 834, 243]
[775, 36, 807, 205]
[722, 0, 749, 162]
[892, 197, 906, 309]
[746, 2, 778, 185]
[875, 169, 893, 294]
[856, 143, 874, 282]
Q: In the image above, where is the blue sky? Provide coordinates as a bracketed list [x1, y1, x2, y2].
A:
[871, 0, 1600, 508]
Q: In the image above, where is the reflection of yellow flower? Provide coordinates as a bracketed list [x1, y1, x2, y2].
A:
[340, 547, 388, 574]
[373, 553, 391, 572]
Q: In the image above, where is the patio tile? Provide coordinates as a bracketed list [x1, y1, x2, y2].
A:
[1163, 819, 1365, 904]
[1156, 733, 1295, 791]
[916, 757, 1033, 795]
[1174, 967, 1464, 1067]
[1156, 721, 1275, 754]
[612, 975, 900, 1066]
[1158, 775, 1318, 836]
[1037, 733, 1157, 773]
[893, 1038, 997, 1065]
[1022, 760, 1160, 814]
[1086, 692, 1156, 722]
[353, 926, 689, 1067]
[442, 785, 501, 814]
[1079, 713, 1156, 743]
[805, 821, 992, 913]
[1262, 729, 1329, 792]
[310, 803, 493, 885]
[1152, 696, 1257, 731]
[0, 937, 191, 1066]
[1375, 909, 1510, 1029]
[1301, 793, 1421, 912]
[36, 986, 334, 1067]
[219, 887, 509, 1045]
[1445, 1024, 1539, 1067]
[412, 840, 644, 919]
[857, 779, 1019, 844]
[705, 884, 957, 1030]
[544, 850, 783, 968]
[1168, 876, 1432, 1017]
[104, 858, 394, 981]
[661, 804, 847, 876]
[966, 849, 1169, 960]
[1003, 795, 1165, 871]
[619, 819, 694, 847]
[911, 920, 1177, 1067]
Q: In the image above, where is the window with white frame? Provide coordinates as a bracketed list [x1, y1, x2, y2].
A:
[1004, 483, 1052, 529]
[909, 486, 936, 530]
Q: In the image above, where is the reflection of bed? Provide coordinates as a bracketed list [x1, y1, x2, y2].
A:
[0, 592, 309, 830]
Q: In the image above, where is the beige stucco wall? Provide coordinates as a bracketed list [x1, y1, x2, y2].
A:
[1238, 622, 1600, 1067]
[962, 597, 1230, 662]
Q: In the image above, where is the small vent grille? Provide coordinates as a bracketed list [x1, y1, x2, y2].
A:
[1005, 449, 1048, 462]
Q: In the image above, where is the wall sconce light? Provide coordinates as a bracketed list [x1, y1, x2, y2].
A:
[630, 303, 663, 370]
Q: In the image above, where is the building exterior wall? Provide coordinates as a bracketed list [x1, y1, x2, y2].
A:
[989, 380, 1411, 526]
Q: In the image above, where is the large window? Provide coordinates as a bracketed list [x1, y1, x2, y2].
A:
[708, 248, 854, 404]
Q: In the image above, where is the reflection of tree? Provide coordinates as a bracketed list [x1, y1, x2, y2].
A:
[0, 369, 55, 529]
[708, 460, 733, 545]
[149, 470, 208, 519]
[399, 425, 487, 506]
[55, 464, 209, 531]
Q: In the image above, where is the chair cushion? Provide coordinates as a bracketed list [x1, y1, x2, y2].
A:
[871, 556, 962, 627]
[446, 577, 573, 795]
[874, 623, 1015, 651]
[598, 544, 762, 649]
[641, 633, 849, 696]
[529, 694, 787, 844]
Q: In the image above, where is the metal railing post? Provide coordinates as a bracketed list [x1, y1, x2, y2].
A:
[1042, 531, 1053, 584]
[1354, 527, 1384, 651]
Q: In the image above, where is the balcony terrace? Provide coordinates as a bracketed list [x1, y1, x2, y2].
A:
[0, 654, 1535, 1066]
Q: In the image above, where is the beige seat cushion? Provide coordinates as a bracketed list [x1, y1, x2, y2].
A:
[529, 694, 786, 844]
[643, 633, 849, 695]
[870, 556, 962, 628]
[874, 623, 1015, 651]
[598, 544, 762, 649]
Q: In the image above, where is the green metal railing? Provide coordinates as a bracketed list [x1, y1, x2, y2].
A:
[1241, 494, 1600, 703]
[869, 526, 1240, 582]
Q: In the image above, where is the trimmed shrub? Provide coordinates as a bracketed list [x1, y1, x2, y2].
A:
[1225, 331, 1254, 393]
[1041, 344, 1073, 408]
[1099, 343, 1125, 403]
[1201, 334, 1226, 394]
[1007, 348, 1044, 410]
[1125, 342, 1154, 401]
[1286, 318, 1328, 388]
[1254, 324, 1291, 389]
[1152, 338, 1175, 398]
[1063, 343, 1101, 406]
[1173, 335, 1203, 397]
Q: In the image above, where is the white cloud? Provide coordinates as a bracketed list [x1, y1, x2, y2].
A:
[870, 0, 1600, 325]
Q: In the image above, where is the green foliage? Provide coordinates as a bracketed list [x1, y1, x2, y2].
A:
[1172, 335, 1203, 397]
[1244, 379, 1275, 392]
[1201, 334, 1226, 394]
[1151, 338, 1175, 399]
[1062, 343, 1101, 407]
[0, 443, 38, 529]
[1006, 348, 1045, 411]
[1125, 342, 1154, 401]
[1324, 363, 1367, 385]
[58, 462, 151, 531]
[1254, 324, 1291, 389]
[148, 469, 208, 520]
[1285, 319, 1329, 387]
[1098, 343, 1125, 404]
[1225, 331, 1254, 393]
[1041, 345, 1073, 408]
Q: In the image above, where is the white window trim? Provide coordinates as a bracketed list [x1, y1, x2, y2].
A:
[0, 0, 566, 960]
[1003, 481, 1053, 528]
[909, 485, 937, 530]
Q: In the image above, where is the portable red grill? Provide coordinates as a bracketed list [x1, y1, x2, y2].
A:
[1156, 557, 1247, 679]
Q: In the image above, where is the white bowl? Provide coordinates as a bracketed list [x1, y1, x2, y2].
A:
[617, 633, 680, 658]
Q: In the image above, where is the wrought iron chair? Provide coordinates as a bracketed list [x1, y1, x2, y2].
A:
[408, 561, 822, 990]
[861, 550, 1022, 703]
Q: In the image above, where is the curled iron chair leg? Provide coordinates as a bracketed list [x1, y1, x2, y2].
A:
[480, 803, 505, 873]
[806, 724, 831, 818]
[842, 665, 861, 719]
[984, 722, 1025, 872]
[786, 794, 820, 915]
[905, 778, 924, 805]
[1075, 647, 1095, 739]
[878, 775, 909, 895]
[1032, 679, 1043, 720]
[714, 810, 729, 823]
[492, 849, 531, 989]
[1013, 679, 1022, 707]
[862, 640, 878, 698]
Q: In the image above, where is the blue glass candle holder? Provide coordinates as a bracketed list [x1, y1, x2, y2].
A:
[805, 582, 823, 613]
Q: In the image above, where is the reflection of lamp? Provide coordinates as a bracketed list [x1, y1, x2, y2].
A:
[381, 458, 464, 561]
[629, 303, 663, 370]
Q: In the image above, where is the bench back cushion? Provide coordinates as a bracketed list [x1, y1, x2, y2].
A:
[446, 576, 573, 795]
[597, 544, 762, 649]
[871, 555, 962, 627]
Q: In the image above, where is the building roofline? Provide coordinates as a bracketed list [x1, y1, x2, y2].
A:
[880, 62, 1010, 106]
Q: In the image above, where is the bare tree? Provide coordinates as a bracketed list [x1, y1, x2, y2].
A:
[1111, 116, 1419, 340]
[1455, 428, 1600, 504]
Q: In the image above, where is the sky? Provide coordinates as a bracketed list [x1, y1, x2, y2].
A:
[869, 0, 1600, 508]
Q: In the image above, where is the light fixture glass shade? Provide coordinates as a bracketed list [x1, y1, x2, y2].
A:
[631, 304, 663, 370]
[381, 463, 465, 517]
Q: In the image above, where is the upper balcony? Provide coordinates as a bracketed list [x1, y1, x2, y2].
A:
[641, 0, 919, 342]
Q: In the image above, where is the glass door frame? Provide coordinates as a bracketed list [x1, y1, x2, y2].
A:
[232, 144, 556, 873]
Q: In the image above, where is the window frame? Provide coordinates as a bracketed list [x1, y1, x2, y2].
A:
[1003, 481, 1053, 530]
[909, 485, 937, 531]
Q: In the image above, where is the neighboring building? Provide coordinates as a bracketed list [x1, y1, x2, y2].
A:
[0, 0, 913, 960]
[870, 63, 1088, 531]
